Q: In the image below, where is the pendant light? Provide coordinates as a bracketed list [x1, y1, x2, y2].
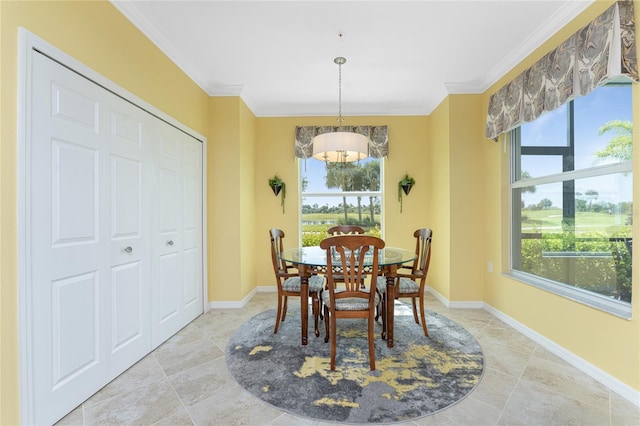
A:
[312, 56, 369, 163]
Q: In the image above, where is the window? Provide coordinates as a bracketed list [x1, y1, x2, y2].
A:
[300, 158, 383, 246]
[510, 84, 632, 318]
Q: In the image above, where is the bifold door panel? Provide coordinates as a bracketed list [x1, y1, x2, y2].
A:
[26, 51, 203, 425]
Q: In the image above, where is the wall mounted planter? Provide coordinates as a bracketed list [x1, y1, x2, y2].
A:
[268, 175, 286, 213]
[398, 174, 415, 213]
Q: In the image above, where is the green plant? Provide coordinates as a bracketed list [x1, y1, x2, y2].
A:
[398, 174, 415, 213]
[268, 175, 286, 213]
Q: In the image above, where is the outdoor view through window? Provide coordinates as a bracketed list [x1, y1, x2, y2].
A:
[300, 157, 382, 246]
[511, 84, 632, 313]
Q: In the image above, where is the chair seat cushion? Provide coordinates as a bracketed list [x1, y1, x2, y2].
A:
[282, 274, 325, 292]
[397, 277, 419, 293]
[375, 276, 389, 292]
[322, 290, 380, 311]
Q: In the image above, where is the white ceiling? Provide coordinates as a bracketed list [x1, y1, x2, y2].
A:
[111, 0, 593, 117]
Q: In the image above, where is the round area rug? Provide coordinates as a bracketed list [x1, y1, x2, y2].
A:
[226, 304, 484, 424]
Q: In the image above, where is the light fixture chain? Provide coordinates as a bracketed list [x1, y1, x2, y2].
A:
[334, 56, 346, 126]
[338, 60, 343, 125]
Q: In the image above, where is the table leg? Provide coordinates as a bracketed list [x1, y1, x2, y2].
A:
[300, 265, 309, 346]
[385, 271, 395, 348]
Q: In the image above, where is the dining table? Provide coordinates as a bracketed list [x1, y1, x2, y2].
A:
[279, 245, 416, 348]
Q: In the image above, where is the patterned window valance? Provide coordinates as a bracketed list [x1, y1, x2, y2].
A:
[294, 125, 389, 159]
[485, 0, 638, 140]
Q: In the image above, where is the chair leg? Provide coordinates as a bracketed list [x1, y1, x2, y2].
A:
[330, 312, 337, 371]
[380, 298, 387, 339]
[368, 314, 376, 371]
[282, 296, 289, 320]
[324, 305, 330, 343]
[274, 294, 283, 334]
[312, 292, 320, 337]
[411, 297, 420, 324]
[419, 294, 429, 337]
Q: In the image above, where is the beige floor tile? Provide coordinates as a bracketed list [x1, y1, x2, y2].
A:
[151, 410, 195, 426]
[502, 379, 610, 426]
[443, 308, 495, 336]
[153, 331, 225, 376]
[416, 395, 501, 426]
[194, 309, 247, 334]
[83, 355, 166, 409]
[476, 320, 537, 355]
[481, 342, 532, 378]
[521, 347, 610, 410]
[266, 412, 324, 425]
[185, 383, 284, 425]
[611, 391, 640, 425]
[84, 377, 184, 425]
[168, 356, 236, 407]
[471, 367, 519, 411]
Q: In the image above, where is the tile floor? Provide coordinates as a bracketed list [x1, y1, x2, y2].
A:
[57, 292, 640, 426]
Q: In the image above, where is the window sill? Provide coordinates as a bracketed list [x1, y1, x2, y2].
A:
[504, 270, 632, 320]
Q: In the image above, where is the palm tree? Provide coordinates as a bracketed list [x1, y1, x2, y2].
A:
[325, 162, 357, 222]
[325, 160, 380, 225]
[595, 120, 633, 162]
[362, 161, 380, 223]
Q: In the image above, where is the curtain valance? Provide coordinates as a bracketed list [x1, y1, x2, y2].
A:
[294, 125, 389, 159]
[485, 0, 638, 140]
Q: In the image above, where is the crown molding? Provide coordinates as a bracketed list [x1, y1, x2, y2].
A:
[446, 0, 594, 95]
[110, 0, 215, 96]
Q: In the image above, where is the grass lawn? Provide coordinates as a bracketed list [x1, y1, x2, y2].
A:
[522, 208, 629, 234]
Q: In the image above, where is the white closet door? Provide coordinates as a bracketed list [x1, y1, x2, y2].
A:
[26, 51, 202, 425]
[180, 136, 204, 322]
[106, 96, 153, 375]
[30, 52, 111, 426]
[152, 123, 203, 345]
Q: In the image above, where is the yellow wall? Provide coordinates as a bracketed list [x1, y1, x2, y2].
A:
[480, 0, 640, 391]
[253, 116, 430, 288]
[427, 98, 452, 299]
[440, 94, 486, 302]
[0, 1, 210, 423]
[239, 100, 257, 297]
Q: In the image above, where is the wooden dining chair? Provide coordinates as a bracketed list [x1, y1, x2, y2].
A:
[269, 228, 324, 336]
[327, 225, 367, 287]
[327, 225, 365, 236]
[381, 228, 433, 337]
[320, 234, 385, 370]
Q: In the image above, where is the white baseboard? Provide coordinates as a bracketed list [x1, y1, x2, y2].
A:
[257, 285, 277, 293]
[209, 287, 257, 309]
[426, 286, 484, 309]
[482, 303, 640, 408]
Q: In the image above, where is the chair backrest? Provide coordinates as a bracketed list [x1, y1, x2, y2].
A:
[320, 235, 385, 300]
[327, 225, 365, 236]
[411, 228, 433, 277]
[269, 228, 288, 275]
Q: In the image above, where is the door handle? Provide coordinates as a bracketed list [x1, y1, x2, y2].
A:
[167, 240, 174, 246]
[124, 246, 133, 254]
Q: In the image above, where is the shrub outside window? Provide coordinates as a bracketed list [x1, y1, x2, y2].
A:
[510, 84, 632, 318]
[300, 158, 382, 247]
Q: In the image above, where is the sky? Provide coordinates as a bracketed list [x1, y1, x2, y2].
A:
[520, 84, 633, 209]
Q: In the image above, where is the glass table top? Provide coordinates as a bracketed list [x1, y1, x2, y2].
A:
[280, 246, 416, 267]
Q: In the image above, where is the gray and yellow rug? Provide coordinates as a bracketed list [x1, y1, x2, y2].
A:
[226, 303, 484, 424]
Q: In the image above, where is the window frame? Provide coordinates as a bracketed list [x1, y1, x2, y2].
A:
[298, 158, 385, 246]
[508, 88, 633, 319]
